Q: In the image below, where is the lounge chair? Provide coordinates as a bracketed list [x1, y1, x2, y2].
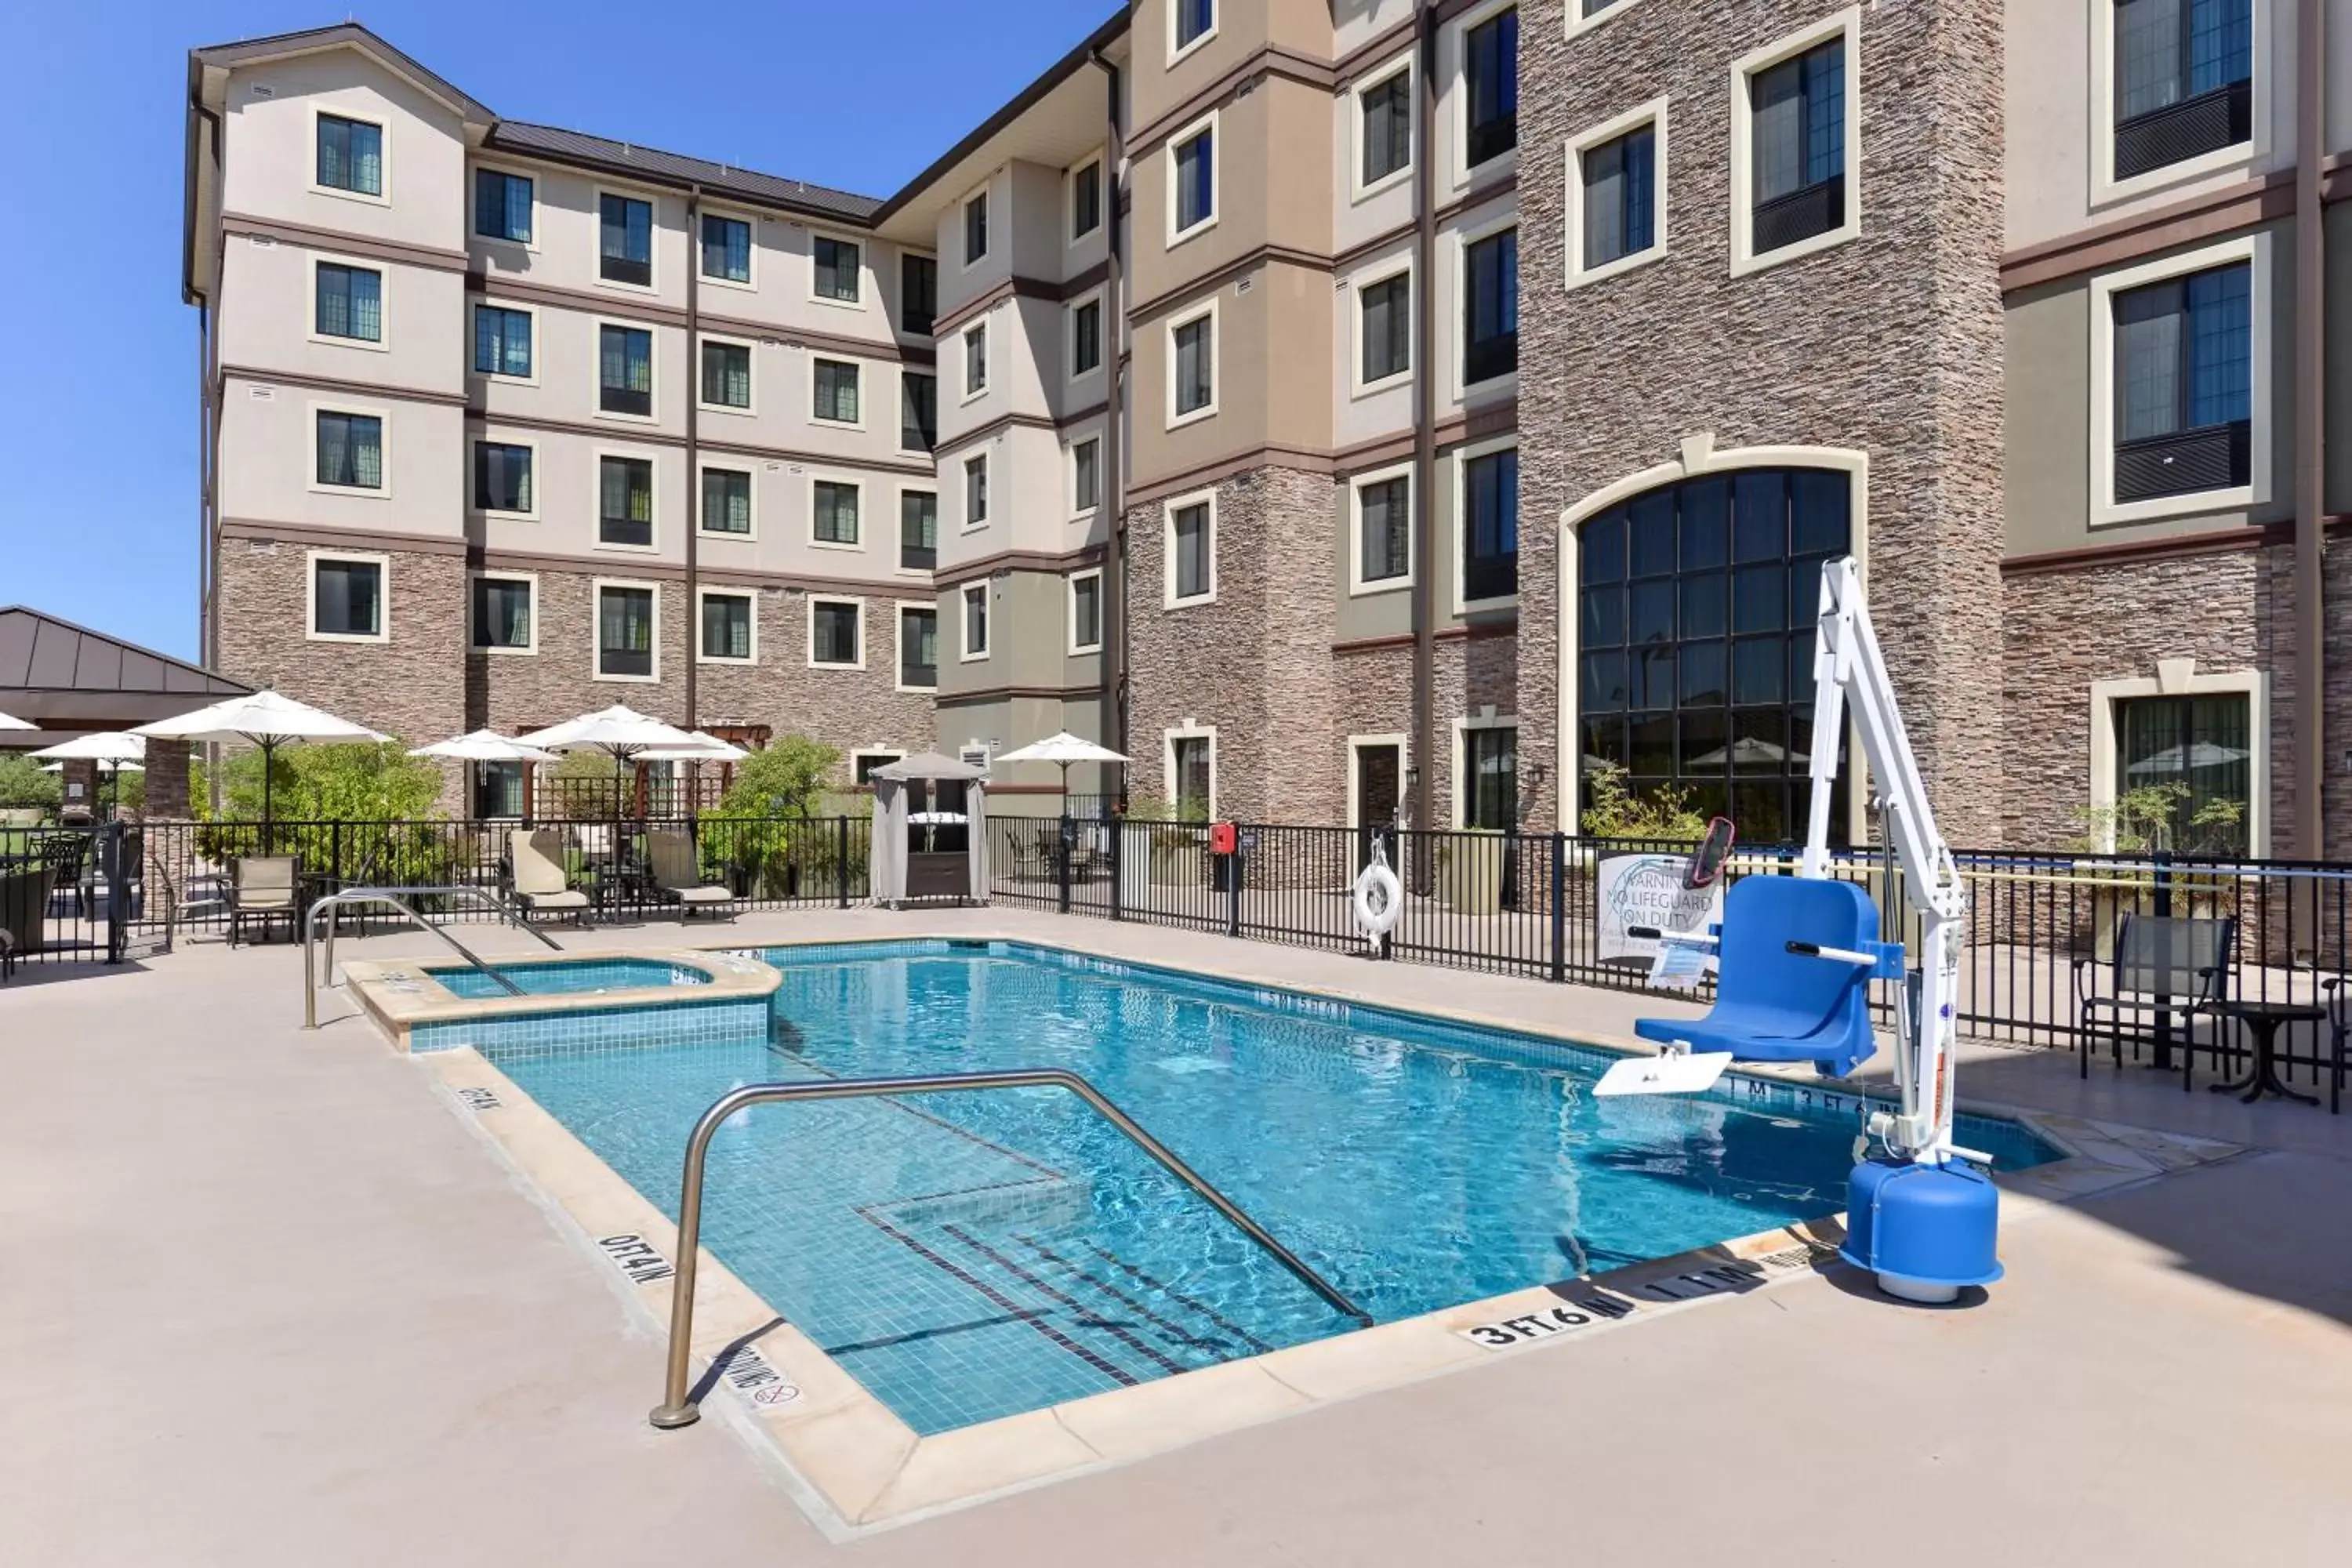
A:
[0, 862, 59, 979]
[648, 830, 738, 922]
[227, 855, 301, 946]
[509, 829, 592, 927]
[2074, 913, 2236, 1081]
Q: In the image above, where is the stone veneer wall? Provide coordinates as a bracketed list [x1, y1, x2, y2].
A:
[1515, 0, 2008, 841]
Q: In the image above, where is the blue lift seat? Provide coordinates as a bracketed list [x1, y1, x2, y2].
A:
[1634, 876, 1890, 1079]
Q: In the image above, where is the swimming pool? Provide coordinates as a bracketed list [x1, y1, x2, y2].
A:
[429, 958, 713, 1000]
[476, 940, 2056, 1435]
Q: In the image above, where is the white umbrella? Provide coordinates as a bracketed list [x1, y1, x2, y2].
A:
[136, 688, 389, 832]
[2127, 741, 2248, 775]
[519, 706, 705, 818]
[408, 729, 559, 764]
[635, 731, 750, 764]
[0, 710, 34, 731]
[41, 761, 143, 772]
[992, 731, 1130, 804]
[30, 731, 147, 764]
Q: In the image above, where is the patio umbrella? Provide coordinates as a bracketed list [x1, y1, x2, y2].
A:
[991, 731, 1130, 804]
[0, 710, 33, 731]
[518, 706, 704, 818]
[2126, 741, 2249, 776]
[136, 689, 388, 838]
[407, 729, 560, 764]
[40, 760, 143, 772]
[30, 731, 147, 814]
[635, 731, 750, 763]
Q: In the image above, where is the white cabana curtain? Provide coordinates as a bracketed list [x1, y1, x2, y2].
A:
[966, 779, 989, 896]
[869, 776, 909, 905]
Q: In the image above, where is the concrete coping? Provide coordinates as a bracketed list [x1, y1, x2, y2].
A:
[339, 946, 780, 1049]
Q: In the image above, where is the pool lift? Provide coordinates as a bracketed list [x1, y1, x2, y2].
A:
[1601, 555, 2003, 1305]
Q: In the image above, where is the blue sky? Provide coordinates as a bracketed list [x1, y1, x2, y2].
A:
[0, 0, 1112, 661]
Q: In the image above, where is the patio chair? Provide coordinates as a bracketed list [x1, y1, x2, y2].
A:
[227, 855, 301, 947]
[78, 829, 143, 924]
[2321, 978, 2349, 1116]
[647, 830, 739, 922]
[0, 862, 59, 980]
[2073, 913, 2237, 1080]
[509, 829, 592, 927]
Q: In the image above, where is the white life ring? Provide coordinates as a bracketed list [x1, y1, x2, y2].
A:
[1352, 854, 1404, 941]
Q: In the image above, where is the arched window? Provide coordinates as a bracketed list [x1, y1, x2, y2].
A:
[1577, 467, 1852, 844]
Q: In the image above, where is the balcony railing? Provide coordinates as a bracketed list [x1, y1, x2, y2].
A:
[2115, 419, 2251, 504]
[2115, 79, 2252, 182]
[1463, 328, 1517, 388]
[1751, 173, 1844, 256]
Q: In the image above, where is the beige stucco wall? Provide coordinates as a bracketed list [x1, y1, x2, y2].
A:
[218, 55, 467, 252]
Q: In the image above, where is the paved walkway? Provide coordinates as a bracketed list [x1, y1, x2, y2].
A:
[3, 908, 2347, 1566]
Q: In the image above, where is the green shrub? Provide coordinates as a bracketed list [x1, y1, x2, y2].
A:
[1579, 761, 1710, 842]
[0, 753, 62, 812]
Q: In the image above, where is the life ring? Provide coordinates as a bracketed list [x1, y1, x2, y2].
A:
[1352, 854, 1404, 941]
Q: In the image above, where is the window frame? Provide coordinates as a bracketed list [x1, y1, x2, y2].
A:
[594, 186, 659, 292]
[590, 577, 662, 684]
[898, 368, 938, 455]
[1565, 96, 1670, 290]
[808, 473, 866, 552]
[963, 452, 991, 531]
[1163, 488, 1219, 608]
[468, 570, 537, 656]
[1454, 0, 1521, 182]
[1068, 289, 1106, 382]
[960, 581, 992, 661]
[1166, 296, 1220, 429]
[2088, 662, 2269, 855]
[593, 447, 659, 553]
[470, 299, 538, 384]
[1352, 58, 1416, 200]
[1170, 0, 1218, 64]
[1068, 154, 1105, 245]
[896, 485, 939, 575]
[899, 251, 938, 337]
[895, 601, 941, 692]
[305, 549, 390, 644]
[962, 186, 991, 270]
[1348, 463, 1416, 597]
[697, 332, 757, 417]
[308, 402, 391, 498]
[1166, 111, 1221, 246]
[2088, 231, 2271, 525]
[697, 461, 757, 539]
[1071, 434, 1103, 517]
[961, 320, 989, 402]
[1566, 0, 1650, 42]
[696, 207, 757, 290]
[808, 230, 864, 307]
[695, 586, 760, 665]
[471, 434, 539, 521]
[1069, 568, 1105, 655]
[310, 105, 388, 205]
[2093, 0, 2270, 203]
[1728, 8, 1862, 278]
[594, 318, 659, 423]
[1451, 714, 1521, 829]
[1456, 215, 1520, 396]
[851, 748, 906, 786]
[308, 253, 387, 351]
[809, 354, 864, 430]
[1454, 434, 1522, 613]
[471, 163, 537, 249]
[1352, 263, 1414, 395]
[1163, 724, 1219, 818]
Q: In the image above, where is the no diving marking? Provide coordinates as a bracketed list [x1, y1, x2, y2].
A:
[714, 1344, 802, 1410]
[456, 1086, 502, 1112]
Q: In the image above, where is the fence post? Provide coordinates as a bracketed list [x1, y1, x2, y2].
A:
[1548, 832, 1566, 984]
[1058, 813, 1074, 915]
[1226, 833, 1244, 939]
[1109, 814, 1125, 922]
[2151, 849, 2175, 1069]
[1378, 825, 1397, 962]
[103, 822, 126, 964]
[836, 816, 851, 909]
[332, 820, 344, 892]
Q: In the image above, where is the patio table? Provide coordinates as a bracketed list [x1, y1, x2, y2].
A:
[2208, 1000, 2324, 1106]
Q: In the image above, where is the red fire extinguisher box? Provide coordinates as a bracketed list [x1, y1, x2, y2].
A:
[1208, 821, 1239, 855]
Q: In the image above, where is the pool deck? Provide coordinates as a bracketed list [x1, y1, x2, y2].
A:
[5, 906, 2350, 1565]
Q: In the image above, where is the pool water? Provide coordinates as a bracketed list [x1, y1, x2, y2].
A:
[431, 958, 711, 1000]
[484, 942, 2056, 1435]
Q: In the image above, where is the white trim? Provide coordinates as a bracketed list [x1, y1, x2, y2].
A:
[1165, 294, 1221, 429]
[805, 593, 867, 670]
[592, 186, 660, 294]
[960, 184, 992, 270]
[960, 319, 989, 403]
[1452, 434, 1520, 614]
[304, 251, 389, 353]
[593, 317, 660, 425]
[960, 581, 992, 661]
[469, 159, 539, 252]
[962, 451, 991, 531]
[1068, 567, 1105, 654]
[1563, 95, 1670, 292]
[697, 205, 760, 292]
[1452, 210, 1519, 401]
[1450, 0, 1522, 187]
[893, 600, 939, 692]
[1450, 713, 1520, 829]
[1163, 488, 1219, 608]
[1727, 7, 1863, 279]
[850, 747, 907, 783]
[1165, 110, 1221, 247]
[1067, 288, 1107, 383]
[1345, 732, 1410, 830]
[467, 569, 538, 656]
[470, 434, 540, 521]
[806, 471, 868, 554]
[1350, 261, 1414, 397]
[592, 446, 661, 554]
[696, 459, 758, 542]
[2089, 662, 2270, 856]
[1065, 153, 1106, 245]
[590, 577, 662, 684]
[1162, 724, 1219, 817]
[306, 400, 393, 499]
[1168, 0, 1218, 67]
[697, 331, 758, 419]
[2087, 231, 2273, 526]
[1349, 54, 1417, 201]
[1565, 0, 1651, 42]
[304, 549, 390, 644]
[898, 365, 938, 457]
[805, 227, 865, 308]
[895, 483, 938, 574]
[308, 103, 390, 206]
[695, 586, 760, 665]
[2091, 0, 2271, 208]
[1348, 462, 1416, 597]
[1069, 432, 1104, 519]
[469, 298, 539, 386]
[808, 353, 865, 430]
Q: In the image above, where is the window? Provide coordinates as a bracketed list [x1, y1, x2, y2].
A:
[1581, 121, 1659, 272]
[900, 490, 938, 570]
[596, 584, 656, 678]
[811, 234, 860, 301]
[1072, 297, 1103, 377]
[1462, 446, 1518, 603]
[700, 213, 751, 284]
[599, 456, 654, 547]
[2114, 0, 2254, 181]
[1170, 732, 1214, 818]
[1171, 120, 1216, 238]
[961, 583, 990, 658]
[474, 304, 532, 378]
[316, 113, 382, 196]
[810, 600, 862, 667]
[1359, 272, 1410, 387]
[1461, 724, 1517, 830]
[964, 322, 988, 396]
[474, 761, 525, 818]
[311, 555, 383, 639]
[812, 358, 859, 424]
[902, 254, 937, 334]
[1748, 36, 1848, 259]
[701, 341, 752, 410]
[471, 575, 533, 652]
[814, 480, 861, 546]
[700, 592, 754, 662]
[1167, 495, 1214, 605]
[599, 325, 652, 416]
[1070, 570, 1103, 652]
[600, 194, 653, 286]
[474, 441, 533, 514]
[702, 467, 752, 535]
[1464, 7, 1519, 169]
[1577, 467, 1855, 844]
[901, 372, 937, 452]
[1072, 161, 1102, 239]
[2111, 260, 2252, 503]
[1073, 437, 1101, 512]
[1356, 472, 1411, 590]
[964, 454, 989, 525]
[2114, 693, 2252, 854]
[314, 263, 381, 343]
[315, 411, 383, 490]
[1174, 0, 1215, 53]
[1463, 227, 1517, 386]
[474, 169, 532, 243]
[964, 190, 989, 265]
[898, 605, 938, 688]
[1171, 307, 1215, 421]
[853, 750, 904, 786]
[1360, 69, 1412, 189]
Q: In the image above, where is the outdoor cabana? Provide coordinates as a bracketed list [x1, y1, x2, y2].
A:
[868, 751, 989, 909]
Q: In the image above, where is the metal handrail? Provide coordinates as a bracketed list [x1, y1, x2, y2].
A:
[648, 1069, 1371, 1429]
[303, 886, 560, 1028]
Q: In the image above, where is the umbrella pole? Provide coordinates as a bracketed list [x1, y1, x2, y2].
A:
[260, 738, 276, 856]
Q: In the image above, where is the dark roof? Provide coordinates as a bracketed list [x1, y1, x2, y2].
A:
[0, 607, 249, 701]
[486, 122, 882, 222]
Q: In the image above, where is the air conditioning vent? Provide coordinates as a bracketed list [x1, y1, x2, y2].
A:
[248, 385, 276, 400]
[249, 234, 276, 247]
[249, 83, 276, 100]
[1236, 273, 1256, 295]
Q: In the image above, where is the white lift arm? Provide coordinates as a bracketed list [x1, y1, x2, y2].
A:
[1802, 557, 1972, 1164]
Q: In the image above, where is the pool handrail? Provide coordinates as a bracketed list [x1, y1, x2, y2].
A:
[303, 885, 559, 1028]
[648, 1069, 1373, 1430]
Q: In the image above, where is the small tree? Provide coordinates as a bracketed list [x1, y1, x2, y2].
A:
[0, 753, 63, 813]
[1579, 761, 1711, 842]
[701, 736, 843, 894]
[2070, 782, 2245, 858]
